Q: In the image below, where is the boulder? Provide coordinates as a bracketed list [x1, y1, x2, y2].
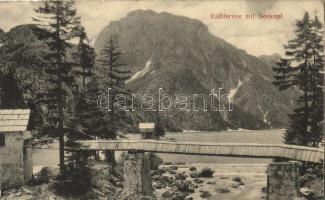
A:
[216, 187, 230, 193]
[175, 173, 188, 180]
[189, 171, 199, 178]
[175, 180, 194, 193]
[172, 191, 188, 200]
[189, 166, 197, 171]
[193, 178, 204, 184]
[198, 167, 215, 178]
[232, 176, 242, 182]
[153, 181, 163, 189]
[200, 191, 212, 198]
[261, 186, 267, 193]
[162, 191, 173, 198]
[231, 182, 240, 189]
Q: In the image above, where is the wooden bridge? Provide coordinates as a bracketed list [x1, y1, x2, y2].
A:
[80, 140, 324, 163]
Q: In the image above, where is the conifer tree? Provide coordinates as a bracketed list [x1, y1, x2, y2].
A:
[273, 12, 323, 147]
[74, 27, 96, 92]
[96, 39, 131, 164]
[33, 0, 81, 173]
[57, 94, 92, 195]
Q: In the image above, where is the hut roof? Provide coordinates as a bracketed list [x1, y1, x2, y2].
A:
[0, 109, 30, 132]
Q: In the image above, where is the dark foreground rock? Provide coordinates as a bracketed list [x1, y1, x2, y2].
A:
[198, 168, 215, 178]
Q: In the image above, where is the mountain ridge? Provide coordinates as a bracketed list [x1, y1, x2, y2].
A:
[94, 9, 295, 131]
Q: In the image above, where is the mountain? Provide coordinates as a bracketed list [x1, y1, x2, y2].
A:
[94, 10, 296, 131]
[0, 29, 4, 40]
[259, 54, 281, 69]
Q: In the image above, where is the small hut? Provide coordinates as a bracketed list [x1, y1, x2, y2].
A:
[0, 109, 33, 193]
[139, 123, 155, 139]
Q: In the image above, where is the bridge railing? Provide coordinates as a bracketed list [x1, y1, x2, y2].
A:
[78, 140, 324, 163]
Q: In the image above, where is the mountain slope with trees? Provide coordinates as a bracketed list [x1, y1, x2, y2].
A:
[94, 9, 297, 131]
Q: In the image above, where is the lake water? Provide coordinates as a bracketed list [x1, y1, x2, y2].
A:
[33, 129, 285, 166]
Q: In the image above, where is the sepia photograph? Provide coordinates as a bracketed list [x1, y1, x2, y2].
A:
[0, 0, 324, 199]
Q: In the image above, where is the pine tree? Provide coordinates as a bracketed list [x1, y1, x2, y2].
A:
[154, 113, 165, 139]
[56, 94, 93, 195]
[33, 0, 81, 173]
[81, 75, 112, 139]
[309, 15, 323, 147]
[273, 12, 323, 147]
[73, 27, 96, 92]
[96, 39, 131, 164]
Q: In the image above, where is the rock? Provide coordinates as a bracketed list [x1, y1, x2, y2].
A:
[231, 182, 240, 189]
[175, 162, 186, 165]
[153, 181, 163, 189]
[189, 166, 197, 171]
[15, 192, 22, 197]
[239, 181, 245, 185]
[300, 187, 314, 196]
[232, 176, 242, 182]
[219, 176, 229, 179]
[149, 153, 163, 170]
[200, 191, 212, 198]
[162, 191, 173, 198]
[261, 186, 267, 193]
[116, 182, 124, 188]
[164, 162, 173, 165]
[33, 166, 59, 185]
[170, 166, 179, 170]
[175, 173, 188, 180]
[152, 174, 163, 181]
[153, 168, 165, 175]
[193, 178, 204, 184]
[172, 191, 188, 200]
[169, 170, 177, 175]
[185, 196, 193, 200]
[207, 181, 216, 185]
[216, 187, 230, 193]
[198, 167, 215, 178]
[21, 186, 32, 195]
[174, 180, 194, 193]
[189, 171, 199, 178]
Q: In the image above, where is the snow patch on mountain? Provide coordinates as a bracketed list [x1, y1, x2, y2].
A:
[228, 80, 243, 100]
[126, 58, 152, 83]
[258, 103, 270, 125]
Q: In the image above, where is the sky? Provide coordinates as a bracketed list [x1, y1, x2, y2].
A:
[0, 0, 323, 56]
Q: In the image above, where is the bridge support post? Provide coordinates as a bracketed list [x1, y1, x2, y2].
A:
[267, 162, 300, 200]
[123, 151, 152, 197]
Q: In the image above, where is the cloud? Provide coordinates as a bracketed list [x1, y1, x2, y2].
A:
[246, 0, 278, 14]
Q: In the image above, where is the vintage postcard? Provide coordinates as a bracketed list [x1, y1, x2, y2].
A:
[0, 0, 324, 200]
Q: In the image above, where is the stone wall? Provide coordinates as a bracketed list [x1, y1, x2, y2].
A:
[123, 151, 152, 196]
[267, 162, 300, 200]
[0, 132, 33, 190]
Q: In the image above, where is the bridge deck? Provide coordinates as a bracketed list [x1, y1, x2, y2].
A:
[80, 140, 324, 163]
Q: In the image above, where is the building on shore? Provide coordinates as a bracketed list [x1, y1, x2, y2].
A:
[0, 109, 33, 194]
